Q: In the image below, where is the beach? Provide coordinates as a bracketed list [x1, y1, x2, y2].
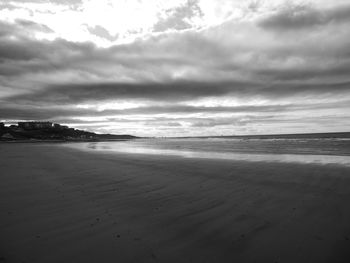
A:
[1, 142, 350, 263]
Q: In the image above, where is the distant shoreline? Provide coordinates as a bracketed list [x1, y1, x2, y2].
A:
[166, 131, 350, 139]
[1, 131, 350, 143]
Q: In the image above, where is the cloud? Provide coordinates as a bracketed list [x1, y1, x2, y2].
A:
[5, 80, 254, 105]
[0, 20, 98, 77]
[254, 60, 350, 81]
[259, 3, 350, 31]
[0, 39, 96, 78]
[0, 23, 48, 62]
[189, 115, 277, 128]
[0, 3, 18, 10]
[4, 99, 346, 124]
[86, 25, 119, 41]
[4, 77, 350, 120]
[1, 1, 350, 135]
[15, 19, 54, 33]
[0, 102, 287, 122]
[153, 0, 203, 32]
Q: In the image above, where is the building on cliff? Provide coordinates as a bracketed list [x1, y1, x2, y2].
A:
[18, 122, 53, 130]
[53, 123, 69, 130]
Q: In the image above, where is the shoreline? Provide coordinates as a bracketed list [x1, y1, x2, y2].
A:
[1, 143, 350, 262]
[62, 141, 350, 167]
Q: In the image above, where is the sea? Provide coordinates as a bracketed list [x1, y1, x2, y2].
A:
[65, 133, 350, 167]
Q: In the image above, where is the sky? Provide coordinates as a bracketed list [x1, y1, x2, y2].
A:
[0, 0, 350, 137]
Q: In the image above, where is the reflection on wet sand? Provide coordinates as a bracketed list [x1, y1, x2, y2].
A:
[77, 140, 350, 167]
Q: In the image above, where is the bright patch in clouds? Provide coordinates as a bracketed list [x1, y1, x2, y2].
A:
[76, 101, 147, 111]
[1, 0, 207, 46]
[0, 0, 350, 136]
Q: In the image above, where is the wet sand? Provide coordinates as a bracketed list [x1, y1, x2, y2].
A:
[1, 143, 350, 263]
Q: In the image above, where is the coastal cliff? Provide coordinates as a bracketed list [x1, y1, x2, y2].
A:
[0, 121, 137, 141]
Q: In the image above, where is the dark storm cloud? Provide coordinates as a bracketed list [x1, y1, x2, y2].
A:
[5, 79, 350, 107]
[259, 3, 350, 31]
[0, 25, 212, 79]
[0, 21, 55, 63]
[0, 40, 42, 61]
[255, 61, 350, 81]
[0, 16, 349, 109]
[0, 21, 97, 76]
[2, 17, 348, 106]
[0, 105, 85, 120]
[0, 20, 72, 61]
[6, 81, 255, 105]
[3, 17, 348, 86]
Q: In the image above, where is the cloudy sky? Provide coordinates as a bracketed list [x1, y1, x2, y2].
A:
[1, 0, 350, 136]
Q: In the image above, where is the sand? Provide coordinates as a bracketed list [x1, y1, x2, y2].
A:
[1, 143, 350, 263]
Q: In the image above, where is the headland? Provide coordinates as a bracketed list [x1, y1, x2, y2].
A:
[0, 121, 137, 142]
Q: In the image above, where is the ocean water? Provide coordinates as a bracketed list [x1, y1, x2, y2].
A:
[65, 136, 350, 167]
